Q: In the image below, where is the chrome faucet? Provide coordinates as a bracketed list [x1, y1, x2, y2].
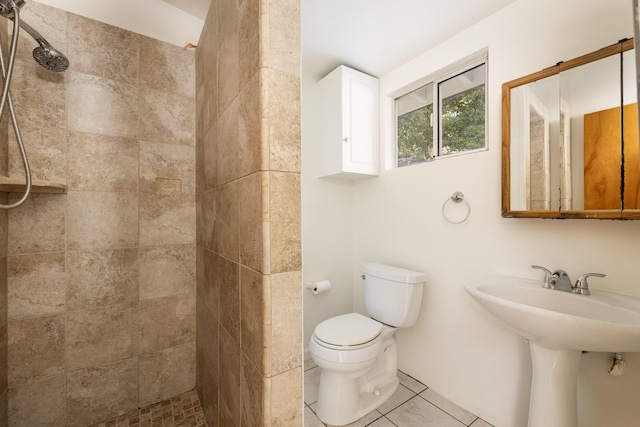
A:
[531, 265, 606, 295]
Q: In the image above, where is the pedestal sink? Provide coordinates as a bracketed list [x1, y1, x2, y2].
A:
[466, 276, 640, 427]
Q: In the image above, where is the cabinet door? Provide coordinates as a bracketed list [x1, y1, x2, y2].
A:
[342, 68, 379, 175]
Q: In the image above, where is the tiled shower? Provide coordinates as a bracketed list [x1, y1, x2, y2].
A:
[1, 2, 198, 425]
[0, 0, 303, 425]
[195, 0, 302, 425]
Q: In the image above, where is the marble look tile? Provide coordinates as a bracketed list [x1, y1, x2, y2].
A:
[200, 188, 217, 252]
[67, 191, 138, 250]
[139, 192, 196, 247]
[202, 123, 218, 192]
[140, 294, 196, 354]
[304, 357, 317, 371]
[8, 374, 65, 427]
[216, 99, 240, 185]
[365, 417, 396, 427]
[0, 323, 6, 392]
[240, 353, 265, 427]
[8, 193, 65, 255]
[308, 403, 383, 427]
[7, 252, 66, 319]
[196, 290, 218, 386]
[197, 74, 217, 146]
[138, 88, 196, 146]
[217, 0, 239, 113]
[66, 248, 139, 310]
[385, 396, 466, 427]
[199, 369, 219, 427]
[67, 71, 139, 139]
[398, 370, 427, 394]
[219, 326, 240, 426]
[8, 127, 67, 183]
[199, 248, 219, 321]
[218, 255, 239, 342]
[238, 74, 262, 176]
[0, 196, 7, 258]
[196, 0, 217, 93]
[470, 418, 494, 427]
[156, 178, 183, 195]
[238, 0, 259, 89]
[66, 357, 138, 427]
[140, 37, 196, 98]
[376, 384, 415, 414]
[139, 140, 195, 194]
[67, 13, 140, 84]
[139, 342, 196, 407]
[215, 181, 239, 261]
[269, 172, 301, 273]
[67, 131, 139, 192]
[240, 267, 269, 374]
[8, 315, 64, 386]
[66, 303, 138, 371]
[10, 58, 66, 133]
[239, 173, 264, 272]
[139, 244, 195, 300]
[0, 390, 6, 427]
[265, 0, 300, 77]
[16, 2, 67, 65]
[220, 398, 238, 427]
[304, 405, 324, 427]
[266, 69, 301, 172]
[271, 367, 302, 426]
[420, 389, 477, 425]
[271, 271, 301, 375]
[303, 366, 321, 405]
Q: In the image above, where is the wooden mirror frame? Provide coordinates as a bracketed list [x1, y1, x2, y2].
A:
[502, 39, 639, 219]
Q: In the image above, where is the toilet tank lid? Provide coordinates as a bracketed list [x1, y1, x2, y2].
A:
[362, 262, 427, 284]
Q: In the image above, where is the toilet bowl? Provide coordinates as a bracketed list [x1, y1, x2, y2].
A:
[309, 263, 427, 426]
[310, 313, 399, 426]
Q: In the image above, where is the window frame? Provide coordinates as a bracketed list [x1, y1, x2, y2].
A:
[392, 56, 488, 168]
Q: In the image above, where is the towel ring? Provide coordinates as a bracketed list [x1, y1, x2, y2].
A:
[442, 191, 471, 224]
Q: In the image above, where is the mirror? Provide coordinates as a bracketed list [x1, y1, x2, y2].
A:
[502, 39, 640, 219]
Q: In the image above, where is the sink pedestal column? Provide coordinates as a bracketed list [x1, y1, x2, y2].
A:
[528, 343, 581, 427]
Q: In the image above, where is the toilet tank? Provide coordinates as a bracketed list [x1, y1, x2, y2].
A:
[362, 262, 427, 327]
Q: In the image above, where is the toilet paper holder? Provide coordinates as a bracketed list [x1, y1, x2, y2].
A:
[305, 279, 332, 295]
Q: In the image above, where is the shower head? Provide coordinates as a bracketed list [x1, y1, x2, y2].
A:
[18, 19, 69, 72]
[32, 44, 69, 72]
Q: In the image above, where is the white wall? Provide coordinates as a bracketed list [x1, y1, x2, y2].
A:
[34, 0, 204, 47]
[349, 0, 640, 426]
[302, 72, 356, 352]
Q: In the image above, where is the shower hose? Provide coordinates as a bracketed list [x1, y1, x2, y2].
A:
[0, 4, 32, 209]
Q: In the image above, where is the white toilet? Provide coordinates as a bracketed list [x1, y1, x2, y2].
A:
[309, 262, 427, 426]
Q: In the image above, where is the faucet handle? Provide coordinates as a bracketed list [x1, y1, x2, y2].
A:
[531, 265, 553, 288]
[573, 273, 606, 295]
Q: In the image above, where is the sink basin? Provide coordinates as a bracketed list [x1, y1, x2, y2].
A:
[466, 276, 640, 352]
[466, 276, 640, 427]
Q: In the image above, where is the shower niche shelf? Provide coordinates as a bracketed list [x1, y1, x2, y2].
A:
[0, 175, 66, 194]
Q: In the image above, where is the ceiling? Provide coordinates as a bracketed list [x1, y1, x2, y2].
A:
[35, 0, 519, 80]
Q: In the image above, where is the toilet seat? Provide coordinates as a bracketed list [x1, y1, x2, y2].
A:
[313, 313, 382, 350]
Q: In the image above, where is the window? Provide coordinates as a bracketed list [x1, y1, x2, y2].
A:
[395, 61, 486, 168]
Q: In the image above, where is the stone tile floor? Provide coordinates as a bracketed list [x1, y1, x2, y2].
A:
[304, 358, 494, 427]
[90, 389, 207, 427]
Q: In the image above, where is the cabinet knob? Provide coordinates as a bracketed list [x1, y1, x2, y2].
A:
[343, 137, 348, 143]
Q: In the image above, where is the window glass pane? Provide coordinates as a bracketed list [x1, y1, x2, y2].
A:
[439, 63, 486, 155]
[396, 83, 434, 167]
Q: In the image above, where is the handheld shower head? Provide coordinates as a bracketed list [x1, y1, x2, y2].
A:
[33, 44, 69, 72]
[17, 19, 69, 72]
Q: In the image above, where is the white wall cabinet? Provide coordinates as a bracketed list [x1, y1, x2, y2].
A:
[317, 65, 379, 178]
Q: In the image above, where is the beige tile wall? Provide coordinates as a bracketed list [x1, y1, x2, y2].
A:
[196, 0, 302, 425]
[3, 2, 197, 426]
[0, 13, 9, 427]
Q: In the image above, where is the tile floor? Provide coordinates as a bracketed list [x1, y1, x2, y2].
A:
[90, 389, 207, 427]
[304, 358, 493, 427]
